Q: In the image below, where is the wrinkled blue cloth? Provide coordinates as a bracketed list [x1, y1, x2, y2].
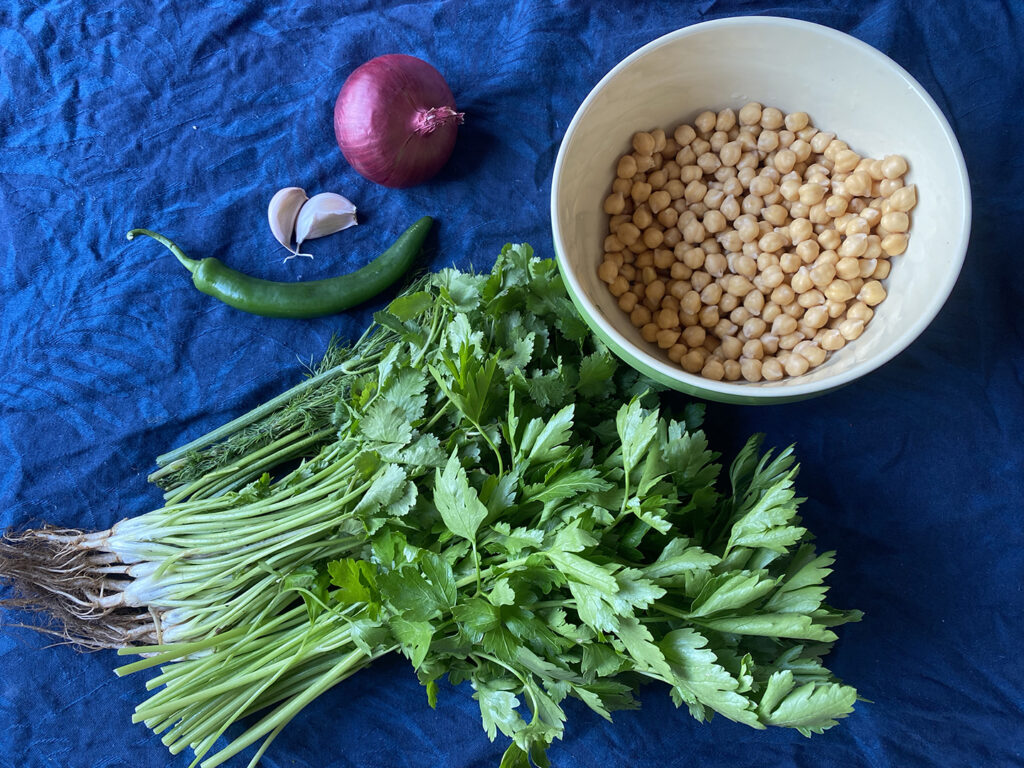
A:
[1, 1, 1022, 766]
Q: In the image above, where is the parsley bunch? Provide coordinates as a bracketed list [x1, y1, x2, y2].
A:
[114, 244, 861, 767]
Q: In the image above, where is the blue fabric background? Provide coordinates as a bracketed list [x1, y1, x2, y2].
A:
[1, 1, 1021, 766]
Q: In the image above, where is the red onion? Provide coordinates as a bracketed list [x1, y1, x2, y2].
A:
[333, 54, 464, 188]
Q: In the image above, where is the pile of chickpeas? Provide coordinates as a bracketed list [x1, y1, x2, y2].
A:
[598, 103, 917, 382]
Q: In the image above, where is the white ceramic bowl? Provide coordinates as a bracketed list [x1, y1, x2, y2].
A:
[551, 16, 971, 404]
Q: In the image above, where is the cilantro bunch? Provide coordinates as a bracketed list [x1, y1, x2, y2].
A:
[107, 245, 862, 767]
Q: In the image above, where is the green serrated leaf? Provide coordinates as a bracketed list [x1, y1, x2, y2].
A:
[434, 451, 488, 542]
[488, 579, 517, 607]
[660, 628, 761, 728]
[475, 683, 524, 741]
[327, 558, 377, 607]
[759, 679, 858, 735]
[694, 613, 839, 642]
[688, 571, 776, 618]
[613, 614, 673, 678]
[616, 398, 659, 474]
[391, 617, 434, 668]
[546, 550, 618, 594]
[388, 290, 434, 321]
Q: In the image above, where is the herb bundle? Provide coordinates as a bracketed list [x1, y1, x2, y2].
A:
[0, 244, 860, 767]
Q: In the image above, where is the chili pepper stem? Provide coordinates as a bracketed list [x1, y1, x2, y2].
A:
[127, 229, 200, 275]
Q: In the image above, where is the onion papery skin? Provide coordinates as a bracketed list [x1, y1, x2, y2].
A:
[333, 54, 463, 188]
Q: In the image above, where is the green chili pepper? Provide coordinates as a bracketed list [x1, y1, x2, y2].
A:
[126, 216, 433, 318]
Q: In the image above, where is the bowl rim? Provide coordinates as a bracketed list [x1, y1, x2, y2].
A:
[550, 14, 972, 403]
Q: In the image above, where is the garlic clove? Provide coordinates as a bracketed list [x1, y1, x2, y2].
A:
[294, 193, 358, 251]
[268, 187, 309, 258]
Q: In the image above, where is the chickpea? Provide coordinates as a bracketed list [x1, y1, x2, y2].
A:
[634, 153, 656, 174]
[629, 305, 652, 327]
[641, 227, 664, 249]
[818, 328, 845, 351]
[761, 357, 784, 380]
[684, 179, 708, 204]
[704, 210, 729, 237]
[633, 132, 656, 155]
[698, 304, 719, 328]
[632, 206, 654, 230]
[617, 222, 641, 247]
[726, 274, 756, 297]
[673, 123, 696, 146]
[651, 128, 667, 152]
[835, 256, 860, 280]
[743, 288, 765, 316]
[617, 154, 638, 179]
[790, 267, 814, 294]
[794, 340, 827, 367]
[700, 281, 724, 306]
[702, 251, 726, 278]
[758, 232, 787, 253]
[736, 102, 761, 126]
[701, 358, 726, 381]
[657, 207, 679, 229]
[809, 262, 837, 287]
[680, 325, 705, 348]
[762, 204, 789, 227]
[771, 314, 798, 337]
[741, 315, 768, 340]
[823, 139, 849, 162]
[631, 181, 653, 205]
[880, 233, 908, 256]
[609, 275, 629, 297]
[817, 228, 841, 251]
[790, 139, 813, 163]
[682, 219, 706, 244]
[604, 193, 626, 215]
[802, 304, 829, 329]
[667, 343, 687, 363]
[647, 169, 668, 190]
[698, 151, 723, 174]
[771, 149, 795, 174]
[880, 211, 910, 233]
[760, 107, 784, 129]
[770, 283, 796, 306]
[796, 239, 820, 263]
[783, 353, 809, 377]
[847, 301, 875, 323]
[645, 280, 667, 306]
[857, 280, 887, 306]
[839, 318, 865, 340]
[807, 131, 833, 153]
[693, 110, 716, 135]
[735, 356, 761, 381]
[760, 264, 786, 290]
[654, 328, 679, 349]
[839, 171, 872, 196]
[889, 184, 917, 212]
[618, 292, 639, 313]
[719, 335, 744, 360]
[720, 141, 742, 167]
[757, 130, 780, 153]
[880, 154, 908, 179]
[598, 259, 618, 284]
[857, 257, 877, 279]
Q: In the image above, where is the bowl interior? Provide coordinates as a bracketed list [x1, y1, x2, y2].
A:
[552, 17, 970, 401]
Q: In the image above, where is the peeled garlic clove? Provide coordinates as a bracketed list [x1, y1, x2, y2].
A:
[268, 187, 309, 257]
[294, 193, 358, 250]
